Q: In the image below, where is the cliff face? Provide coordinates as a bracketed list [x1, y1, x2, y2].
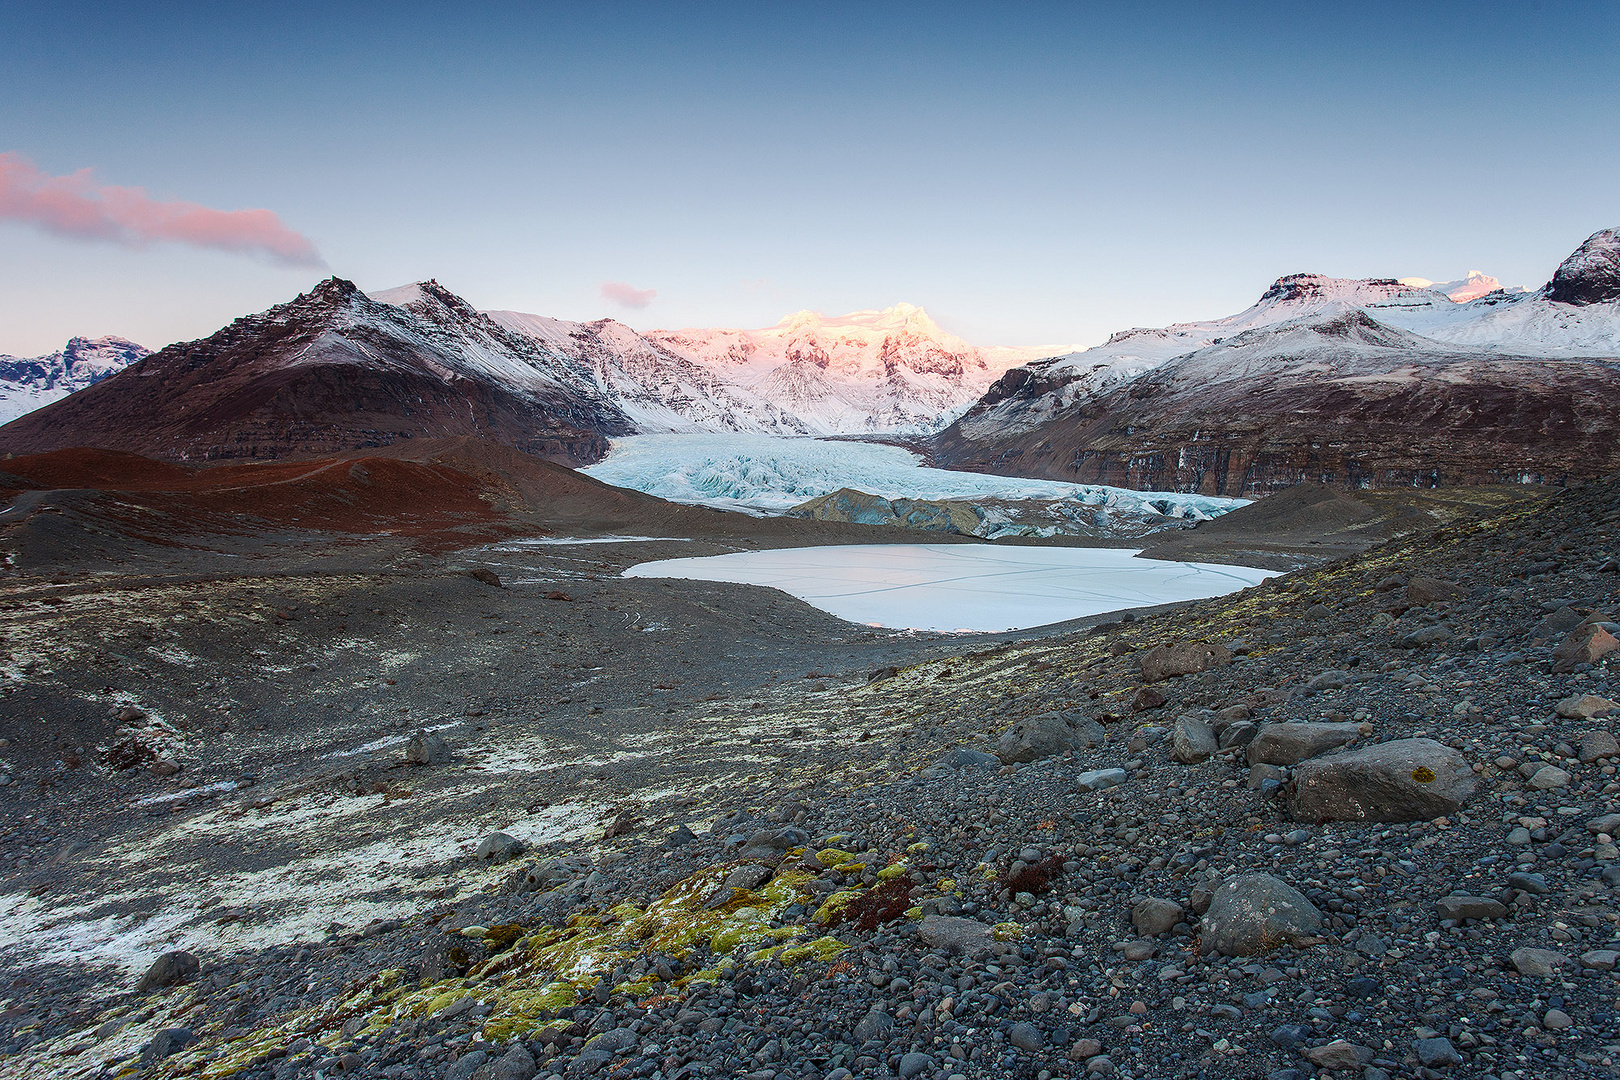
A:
[0, 279, 632, 466]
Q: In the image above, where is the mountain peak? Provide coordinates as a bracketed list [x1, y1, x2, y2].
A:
[1258, 273, 1432, 307]
[1546, 227, 1620, 306]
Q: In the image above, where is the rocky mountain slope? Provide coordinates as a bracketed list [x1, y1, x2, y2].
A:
[0, 280, 633, 466]
[0, 335, 148, 424]
[932, 228, 1620, 495]
[489, 303, 1063, 436]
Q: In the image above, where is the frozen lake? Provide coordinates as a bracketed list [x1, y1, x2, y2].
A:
[624, 544, 1272, 633]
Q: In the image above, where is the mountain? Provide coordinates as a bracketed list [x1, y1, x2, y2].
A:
[488, 302, 1065, 435]
[1397, 270, 1514, 303]
[931, 228, 1620, 495]
[0, 279, 632, 465]
[0, 336, 149, 424]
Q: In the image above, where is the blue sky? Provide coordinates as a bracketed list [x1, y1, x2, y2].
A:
[2, 1, 1617, 355]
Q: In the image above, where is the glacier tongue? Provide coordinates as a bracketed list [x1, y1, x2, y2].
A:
[581, 433, 1248, 521]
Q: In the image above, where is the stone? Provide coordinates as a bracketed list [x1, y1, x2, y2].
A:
[1169, 716, 1218, 764]
[1400, 626, 1453, 648]
[1510, 947, 1572, 976]
[405, 730, 452, 765]
[448, 1050, 489, 1080]
[1077, 767, 1128, 791]
[1269, 1024, 1312, 1048]
[1071, 1038, 1103, 1059]
[1506, 871, 1550, 894]
[1200, 874, 1322, 956]
[996, 711, 1106, 764]
[1218, 720, 1258, 749]
[1406, 577, 1462, 606]
[1289, 738, 1476, 823]
[1246, 722, 1363, 766]
[492, 1045, 538, 1080]
[1578, 730, 1620, 762]
[898, 1052, 934, 1079]
[1581, 949, 1620, 971]
[919, 915, 1001, 958]
[1008, 1021, 1045, 1052]
[137, 950, 200, 993]
[1306, 670, 1350, 691]
[570, 1029, 636, 1076]
[476, 832, 525, 863]
[1528, 765, 1571, 790]
[1131, 897, 1184, 936]
[1303, 1040, 1372, 1070]
[737, 826, 808, 860]
[1589, 812, 1620, 835]
[1531, 605, 1587, 642]
[1556, 694, 1620, 720]
[1139, 641, 1231, 683]
[1435, 895, 1507, 921]
[1246, 763, 1284, 790]
[852, 1006, 893, 1042]
[1554, 617, 1619, 673]
[139, 1028, 196, 1067]
[1413, 1037, 1463, 1067]
[467, 567, 503, 588]
[1131, 686, 1167, 711]
[940, 747, 998, 770]
[1543, 1008, 1574, 1030]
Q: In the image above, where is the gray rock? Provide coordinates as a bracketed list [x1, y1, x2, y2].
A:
[1306, 670, 1351, 691]
[737, 826, 808, 860]
[1201, 874, 1322, 956]
[1302, 1041, 1372, 1070]
[448, 1050, 489, 1080]
[136, 950, 200, 993]
[1008, 1021, 1045, 1052]
[897, 1051, 934, 1079]
[939, 747, 998, 770]
[406, 730, 452, 765]
[996, 711, 1105, 763]
[1543, 1008, 1574, 1030]
[1218, 720, 1258, 749]
[1589, 812, 1620, 835]
[1507, 871, 1549, 894]
[1169, 716, 1217, 764]
[1556, 694, 1620, 720]
[1131, 897, 1184, 936]
[1139, 640, 1231, 682]
[1510, 947, 1572, 976]
[492, 1045, 538, 1080]
[476, 832, 525, 863]
[1435, 895, 1507, 921]
[1579, 729, 1620, 762]
[1528, 765, 1571, 790]
[1289, 738, 1477, 822]
[1582, 949, 1620, 971]
[1246, 763, 1284, 790]
[852, 1006, 893, 1042]
[1077, 767, 1127, 791]
[1400, 625, 1453, 648]
[1247, 722, 1363, 766]
[569, 1029, 636, 1076]
[1413, 1037, 1463, 1067]
[139, 1028, 196, 1067]
[918, 915, 1001, 958]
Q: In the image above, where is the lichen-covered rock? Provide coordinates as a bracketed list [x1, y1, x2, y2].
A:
[918, 915, 1001, 958]
[1201, 874, 1322, 956]
[996, 711, 1105, 763]
[1139, 641, 1231, 683]
[1290, 738, 1476, 823]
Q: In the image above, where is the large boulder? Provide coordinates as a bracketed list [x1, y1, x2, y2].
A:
[996, 711, 1105, 764]
[1139, 641, 1231, 683]
[1247, 722, 1364, 766]
[918, 915, 1003, 958]
[1169, 716, 1217, 764]
[1290, 738, 1476, 823]
[1553, 616, 1620, 673]
[136, 950, 200, 993]
[1201, 874, 1322, 956]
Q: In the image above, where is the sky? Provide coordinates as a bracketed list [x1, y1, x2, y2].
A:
[2, 0, 1617, 356]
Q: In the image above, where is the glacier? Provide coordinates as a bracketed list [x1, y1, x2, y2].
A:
[580, 433, 1249, 521]
[623, 544, 1272, 633]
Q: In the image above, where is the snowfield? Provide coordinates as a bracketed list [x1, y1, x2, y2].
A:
[580, 433, 1249, 520]
[623, 544, 1272, 632]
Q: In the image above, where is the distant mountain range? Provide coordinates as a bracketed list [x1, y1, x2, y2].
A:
[0, 336, 150, 424]
[929, 227, 1620, 494]
[2, 228, 1616, 493]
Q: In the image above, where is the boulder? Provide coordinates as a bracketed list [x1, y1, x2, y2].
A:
[737, 826, 809, 860]
[1290, 738, 1476, 823]
[1578, 730, 1620, 763]
[1131, 897, 1185, 936]
[996, 711, 1105, 764]
[1553, 616, 1619, 673]
[137, 950, 200, 993]
[918, 915, 1002, 958]
[1138, 641, 1231, 683]
[1509, 947, 1572, 976]
[1169, 716, 1217, 764]
[1246, 722, 1363, 766]
[1555, 694, 1620, 720]
[476, 832, 525, 863]
[1406, 577, 1462, 606]
[1077, 767, 1127, 791]
[406, 730, 452, 765]
[139, 1028, 196, 1067]
[1528, 765, 1571, 790]
[1201, 873, 1322, 956]
[1303, 1041, 1373, 1070]
[1435, 895, 1508, 921]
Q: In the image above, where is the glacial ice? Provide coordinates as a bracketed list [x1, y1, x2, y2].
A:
[582, 434, 1248, 521]
[623, 544, 1272, 633]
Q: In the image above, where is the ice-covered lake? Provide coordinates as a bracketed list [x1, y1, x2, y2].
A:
[624, 544, 1272, 633]
[582, 433, 1247, 521]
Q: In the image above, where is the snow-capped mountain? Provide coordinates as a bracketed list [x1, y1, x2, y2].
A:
[0, 336, 149, 424]
[0, 279, 633, 465]
[488, 303, 1065, 435]
[932, 228, 1620, 495]
[1397, 271, 1516, 304]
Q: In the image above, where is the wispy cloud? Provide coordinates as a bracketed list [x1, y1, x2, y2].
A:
[0, 152, 323, 267]
[600, 280, 657, 308]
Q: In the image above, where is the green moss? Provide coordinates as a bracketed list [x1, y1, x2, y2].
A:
[815, 847, 857, 867]
[814, 890, 864, 925]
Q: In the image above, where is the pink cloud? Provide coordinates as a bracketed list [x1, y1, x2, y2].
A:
[0, 152, 323, 267]
[600, 280, 657, 308]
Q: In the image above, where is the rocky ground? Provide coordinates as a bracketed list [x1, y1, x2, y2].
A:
[0, 474, 1616, 1080]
